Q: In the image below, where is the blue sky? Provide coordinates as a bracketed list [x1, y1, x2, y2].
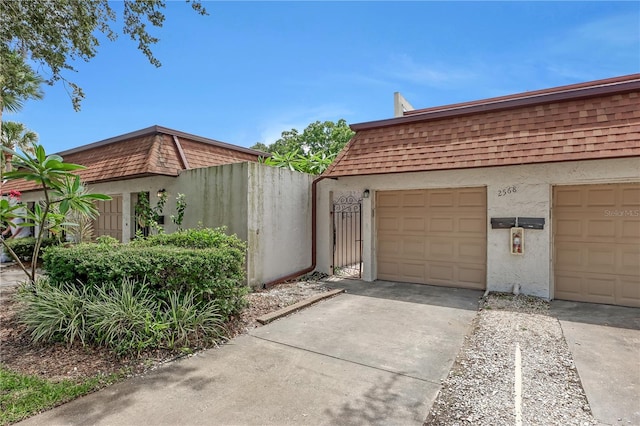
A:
[9, 1, 640, 154]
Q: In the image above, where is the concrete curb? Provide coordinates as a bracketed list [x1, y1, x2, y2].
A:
[256, 288, 345, 325]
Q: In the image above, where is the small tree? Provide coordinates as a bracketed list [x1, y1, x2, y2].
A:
[171, 193, 187, 231]
[135, 191, 167, 236]
[1, 144, 110, 282]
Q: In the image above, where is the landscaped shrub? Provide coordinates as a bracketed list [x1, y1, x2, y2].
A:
[17, 278, 225, 355]
[95, 235, 120, 246]
[43, 238, 247, 318]
[4, 237, 58, 261]
[130, 227, 245, 250]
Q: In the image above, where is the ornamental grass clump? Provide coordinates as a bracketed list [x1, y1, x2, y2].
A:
[16, 278, 226, 356]
[16, 278, 94, 346]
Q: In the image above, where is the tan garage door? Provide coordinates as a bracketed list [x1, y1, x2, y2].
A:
[377, 188, 486, 290]
[93, 195, 123, 241]
[554, 183, 640, 307]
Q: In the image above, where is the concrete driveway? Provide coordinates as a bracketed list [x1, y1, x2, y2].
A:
[551, 300, 640, 426]
[18, 280, 481, 426]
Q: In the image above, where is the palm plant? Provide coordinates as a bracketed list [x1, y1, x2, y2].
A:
[0, 47, 44, 123]
[1, 121, 38, 173]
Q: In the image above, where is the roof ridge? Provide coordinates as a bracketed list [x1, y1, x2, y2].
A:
[404, 73, 640, 117]
[352, 74, 640, 131]
[58, 125, 268, 157]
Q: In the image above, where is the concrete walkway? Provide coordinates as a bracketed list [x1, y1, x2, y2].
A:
[551, 300, 640, 426]
[0, 264, 29, 287]
[18, 280, 481, 425]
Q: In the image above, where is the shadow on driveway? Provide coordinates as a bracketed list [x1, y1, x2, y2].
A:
[550, 299, 640, 330]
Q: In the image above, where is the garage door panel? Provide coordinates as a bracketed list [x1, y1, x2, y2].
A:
[399, 262, 427, 281]
[587, 219, 616, 240]
[378, 238, 400, 256]
[459, 265, 486, 286]
[459, 217, 485, 234]
[585, 276, 616, 298]
[377, 193, 401, 207]
[429, 191, 455, 207]
[587, 248, 616, 273]
[402, 239, 425, 259]
[459, 190, 485, 207]
[621, 218, 640, 241]
[555, 219, 582, 239]
[554, 183, 640, 307]
[428, 239, 455, 259]
[378, 217, 399, 232]
[430, 217, 454, 232]
[555, 243, 583, 268]
[620, 245, 640, 274]
[555, 273, 583, 297]
[377, 188, 486, 290]
[459, 240, 485, 261]
[587, 188, 616, 206]
[555, 188, 582, 207]
[428, 263, 454, 282]
[377, 261, 399, 278]
[403, 217, 426, 232]
[621, 187, 640, 206]
[403, 193, 426, 207]
[619, 279, 640, 307]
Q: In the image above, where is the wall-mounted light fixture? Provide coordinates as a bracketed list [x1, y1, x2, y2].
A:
[157, 189, 166, 198]
[363, 189, 370, 199]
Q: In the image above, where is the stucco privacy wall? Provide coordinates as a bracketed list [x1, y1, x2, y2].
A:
[175, 163, 249, 241]
[246, 163, 313, 288]
[316, 157, 640, 298]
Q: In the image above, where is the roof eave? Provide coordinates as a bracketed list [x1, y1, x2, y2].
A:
[324, 154, 640, 179]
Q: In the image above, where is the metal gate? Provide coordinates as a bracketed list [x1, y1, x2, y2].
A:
[332, 194, 363, 278]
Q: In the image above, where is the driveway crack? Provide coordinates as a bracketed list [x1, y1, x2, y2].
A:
[249, 334, 440, 385]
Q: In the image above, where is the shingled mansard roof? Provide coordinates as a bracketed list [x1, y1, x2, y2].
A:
[2, 125, 268, 193]
[323, 74, 640, 178]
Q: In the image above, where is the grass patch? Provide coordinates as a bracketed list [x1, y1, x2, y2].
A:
[0, 365, 115, 425]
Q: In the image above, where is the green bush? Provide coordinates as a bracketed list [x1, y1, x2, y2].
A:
[130, 227, 245, 250]
[4, 237, 58, 261]
[95, 235, 120, 246]
[43, 238, 247, 318]
[17, 278, 225, 355]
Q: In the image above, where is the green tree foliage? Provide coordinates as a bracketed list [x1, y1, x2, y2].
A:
[253, 119, 354, 175]
[0, 0, 207, 112]
[1, 121, 38, 173]
[0, 47, 44, 115]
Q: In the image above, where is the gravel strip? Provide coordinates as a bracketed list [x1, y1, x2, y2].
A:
[426, 293, 597, 426]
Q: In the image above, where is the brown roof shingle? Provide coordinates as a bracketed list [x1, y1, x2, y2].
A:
[2, 126, 266, 193]
[324, 75, 640, 178]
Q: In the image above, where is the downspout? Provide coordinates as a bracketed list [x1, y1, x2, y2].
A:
[263, 175, 328, 289]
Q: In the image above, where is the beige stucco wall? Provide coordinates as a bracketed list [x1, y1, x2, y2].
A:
[316, 157, 640, 299]
[17, 175, 177, 243]
[246, 163, 313, 288]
